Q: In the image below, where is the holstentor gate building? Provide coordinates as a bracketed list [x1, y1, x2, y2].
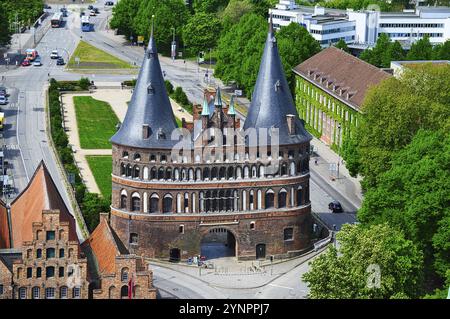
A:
[109, 20, 313, 261]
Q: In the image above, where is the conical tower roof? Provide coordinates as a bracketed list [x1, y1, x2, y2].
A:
[110, 20, 178, 149]
[243, 15, 310, 146]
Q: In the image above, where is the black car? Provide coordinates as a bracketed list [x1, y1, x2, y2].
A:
[56, 57, 65, 65]
[328, 200, 343, 213]
[44, 4, 51, 9]
[80, 11, 85, 17]
[105, 1, 114, 6]
[94, 7, 100, 13]
[88, 5, 94, 10]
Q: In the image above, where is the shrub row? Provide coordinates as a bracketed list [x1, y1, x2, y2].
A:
[48, 78, 109, 232]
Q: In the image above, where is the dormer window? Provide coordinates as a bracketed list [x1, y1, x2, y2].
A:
[157, 128, 166, 140]
[147, 83, 154, 94]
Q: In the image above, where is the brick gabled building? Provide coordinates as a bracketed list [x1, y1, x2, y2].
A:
[0, 162, 156, 299]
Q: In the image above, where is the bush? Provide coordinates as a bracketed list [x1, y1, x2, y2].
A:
[78, 78, 91, 90]
[165, 80, 174, 95]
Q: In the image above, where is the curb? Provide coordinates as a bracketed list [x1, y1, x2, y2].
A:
[148, 246, 326, 290]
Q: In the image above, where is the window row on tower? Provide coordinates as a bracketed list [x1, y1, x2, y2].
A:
[118, 159, 310, 182]
[118, 186, 310, 214]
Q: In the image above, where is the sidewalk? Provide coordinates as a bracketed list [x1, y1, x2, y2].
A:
[309, 137, 363, 209]
[148, 247, 324, 290]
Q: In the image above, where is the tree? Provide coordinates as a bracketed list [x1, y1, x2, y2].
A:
[133, 0, 189, 54]
[358, 129, 450, 289]
[0, 6, 12, 46]
[277, 22, 321, 92]
[182, 13, 222, 56]
[81, 193, 111, 232]
[109, 0, 143, 40]
[302, 223, 423, 299]
[432, 39, 450, 60]
[249, 0, 278, 17]
[220, 0, 254, 28]
[342, 64, 450, 188]
[334, 39, 349, 52]
[406, 36, 433, 60]
[382, 40, 404, 67]
[215, 13, 267, 97]
[193, 0, 230, 13]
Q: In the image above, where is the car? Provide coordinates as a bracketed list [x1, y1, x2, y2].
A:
[94, 7, 100, 13]
[80, 11, 85, 17]
[50, 50, 59, 59]
[0, 87, 6, 96]
[328, 200, 343, 213]
[89, 10, 96, 16]
[88, 5, 94, 10]
[105, 1, 114, 6]
[0, 96, 7, 105]
[57, 57, 65, 65]
[33, 57, 42, 66]
[21, 60, 31, 67]
[44, 4, 51, 9]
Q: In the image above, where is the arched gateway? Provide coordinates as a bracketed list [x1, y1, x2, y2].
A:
[200, 228, 237, 260]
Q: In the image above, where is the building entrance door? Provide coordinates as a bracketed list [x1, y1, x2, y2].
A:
[200, 228, 236, 260]
[169, 248, 181, 262]
[256, 244, 266, 259]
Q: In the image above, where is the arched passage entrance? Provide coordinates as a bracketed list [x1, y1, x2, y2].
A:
[200, 228, 236, 260]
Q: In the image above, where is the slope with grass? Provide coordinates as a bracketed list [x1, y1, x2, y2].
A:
[86, 155, 112, 199]
[68, 40, 134, 69]
[73, 96, 119, 149]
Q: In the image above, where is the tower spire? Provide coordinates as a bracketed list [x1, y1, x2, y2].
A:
[201, 93, 210, 116]
[214, 87, 222, 107]
[228, 95, 236, 116]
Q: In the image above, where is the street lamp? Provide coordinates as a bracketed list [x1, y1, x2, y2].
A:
[171, 27, 176, 61]
[337, 123, 341, 179]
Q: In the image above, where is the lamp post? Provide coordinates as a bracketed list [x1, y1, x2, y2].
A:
[171, 27, 176, 61]
[337, 124, 342, 179]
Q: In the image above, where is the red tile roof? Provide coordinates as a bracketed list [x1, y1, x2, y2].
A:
[293, 46, 391, 110]
[6, 161, 78, 247]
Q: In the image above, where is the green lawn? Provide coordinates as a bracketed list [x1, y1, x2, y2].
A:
[68, 40, 134, 69]
[73, 96, 119, 149]
[86, 155, 112, 199]
[176, 117, 182, 127]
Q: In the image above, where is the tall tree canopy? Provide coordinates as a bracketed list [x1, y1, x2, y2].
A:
[0, 5, 12, 46]
[343, 64, 450, 189]
[303, 223, 424, 299]
[133, 0, 189, 54]
[360, 33, 404, 68]
[406, 36, 433, 60]
[193, 0, 230, 13]
[2, 0, 43, 30]
[215, 14, 320, 98]
[109, 0, 143, 40]
[358, 129, 450, 285]
[182, 13, 222, 57]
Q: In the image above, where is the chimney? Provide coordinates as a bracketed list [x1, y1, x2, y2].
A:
[142, 124, 150, 139]
[286, 114, 296, 135]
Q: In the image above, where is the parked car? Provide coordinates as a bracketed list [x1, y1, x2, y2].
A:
[0, 96, 7, 105]
[44, 4, 51, 9]
[21, 59, 31, 67]
[0, 86, 6, 96]
[328, 200, 343, 213]
[80, 11, 85, 17]
[50, 50, 59, 59]
[105, 1, 114, 6]
[89, 10, 96, 16]
[33, 57, 42, 66]
[57, 57, 65, 65]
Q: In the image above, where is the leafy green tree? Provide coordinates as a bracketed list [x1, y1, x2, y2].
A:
[2, 0, 44, 30]
[182, 13, 222, 56]
[432, 39, 450, 60]
[0, 6, 12, 46]
[220, 0, 254, 28]
[303, 223, 424, 299]
[215, 13, 267, 97]
[382, 40, 404, 66]
[360, 33, 392, 67]
[406, 36, 433, 60]
[81, 193, 111, 232]
[215, 14, 320, 98]
[334, 39, 349, 52]
[249, 0, 278, 17]
[343, 64, 450, 188]
[109, 0, 143, 40]
[193, 0, 230, 13]
[358, 129, 450, 288]
[277, 22, 321, 92]
[133, 0, 189, 54]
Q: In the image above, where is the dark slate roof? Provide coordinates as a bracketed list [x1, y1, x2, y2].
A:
[110, 27, 178, 149]
[243, 17, 311, 146]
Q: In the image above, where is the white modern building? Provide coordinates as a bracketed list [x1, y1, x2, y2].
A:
[269, 1, 450, 48]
